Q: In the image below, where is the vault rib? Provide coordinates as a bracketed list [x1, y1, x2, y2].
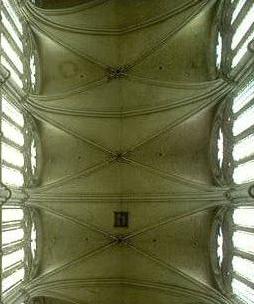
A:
[128, 0, 210, 69]
[25, 201, 117, 240]
[24, 240, 117, 288]
[23, 0, 211, 74]
[32, 0, 109, 15]
[123, 200, 229, 241]
[30, 290, 83, 304]
[27, 191, 229, 203]
[26, 79, 227, 118]
[122, 81, 231, 155]
[29, 158, 116, 193]
[28, 76, 109, 102]
[127, 75, 225, 89]
[122, 157, 229, 192]
[5, 1, 238, 302]
[24, 0, 202, 36]
[126, 241, 221, 296]
[23, 103, 117, 156]
[26, 279, 232, 304]
[22, 4, 109, 70]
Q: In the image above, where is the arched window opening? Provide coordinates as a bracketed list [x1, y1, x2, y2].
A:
[231, 206, 254, 302]
[211, 77, 254, 186]
[216, 32, 223, 70]
[1, 93, 40, 188]
[211, 1, 254, 303]
[211, 85, 254, 303]
[1, 0, 40, 92]
[1, 206, 40, 299]
[216, 0, 254, 73]
[0, 0, 41, 303]
[231, 80, 253, 185]
[211, 207, 254, 303]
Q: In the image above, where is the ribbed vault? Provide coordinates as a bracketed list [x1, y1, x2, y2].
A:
[20, 0, 233, 303]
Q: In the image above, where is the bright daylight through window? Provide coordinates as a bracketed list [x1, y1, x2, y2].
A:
[1, 0, 40, 303]
[212, 0, 254, 303]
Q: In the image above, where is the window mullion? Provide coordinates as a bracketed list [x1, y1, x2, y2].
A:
[230, 0, 247, 23]
[2, 276, 23, 295]
[234, 248, 254, 262]
[1, 4, 22, 38]
[231, 0, 253, 34]
[231, 23, 254, 55]
[1, 32, 24, 68]
[2, 261, 24, 279]
[233, 98, 254, 119]
[5, 199, 24, 207]
[1, 112, 23, 132]
[24, 125, 31, 187]
[233, 224, 254, 234]
[2, 223, 24, 233]
[2, 220, 23, 231]
[1, 52, 23, 80]
[0, 209, 2, 299]
[212, 0, 254, 299]
[2, 240, 25, 255]
[1, 23, 23, 54]
[0, 74, 2, 299]
[234, 124, 254, 142]
[2, 160, 25, 174]
[5, 190, 27, 204]
[2, 137, 24, 153]
[234, 153, 254, 167]
[234, 272, 254, 290]
[0, 0, 39, 299]
[230, 0, 242, 16]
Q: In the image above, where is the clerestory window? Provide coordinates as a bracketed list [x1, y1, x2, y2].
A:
[0, 0, 40, 303]
[1, 206, 39, 297]
[211, 205, 254, 303]
[211, 1, 254, 303]
[212, 78, 254, 186]
[216, 0, 254, 73]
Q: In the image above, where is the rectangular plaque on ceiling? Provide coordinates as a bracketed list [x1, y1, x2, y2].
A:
[114, 212, 128, 227]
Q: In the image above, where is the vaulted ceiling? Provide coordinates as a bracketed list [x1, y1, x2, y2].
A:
[22, 1, 233, 303]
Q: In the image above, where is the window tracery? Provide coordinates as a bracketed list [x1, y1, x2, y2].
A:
[211, 206, 254, 303]
[218, 0, 254, 74]
[1, 0, 40, 303]
[211, 0, 254, 302]
[212, 78, 254, 186]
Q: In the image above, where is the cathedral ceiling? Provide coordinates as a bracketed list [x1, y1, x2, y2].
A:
[22, 1, 233, 303]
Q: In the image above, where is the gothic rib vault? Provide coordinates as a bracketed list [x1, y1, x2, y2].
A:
[20, 0, 234, 303]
